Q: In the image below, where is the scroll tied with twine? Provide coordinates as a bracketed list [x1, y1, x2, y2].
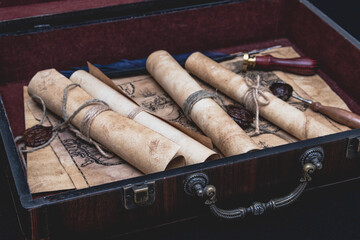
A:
[70, 70, 218, 165]
[185, 52, 337, 140]
[27, 69, 185, 174]
[146, 50, 260, 156]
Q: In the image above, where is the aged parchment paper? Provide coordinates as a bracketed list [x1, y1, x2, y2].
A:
[185, 52, 337, 140]
[24, 46, 351, 193]
[28, 69, 185, 174]
[70, 70, 218, 165]
[254, 46, 350, 133]
[146, 50, 260, 156]
[25, 87, 142, 189]
[24, 89, 76, 193]
[113, 47, 351, 149]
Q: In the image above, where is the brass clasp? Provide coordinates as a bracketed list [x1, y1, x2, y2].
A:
[134, 185, 149, 204]
[123, 181, 155, 210]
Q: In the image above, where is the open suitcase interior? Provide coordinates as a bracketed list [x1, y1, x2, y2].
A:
[0, 0, 359, 239]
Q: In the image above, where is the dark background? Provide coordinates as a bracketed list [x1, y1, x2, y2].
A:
[310, 0, 359, 41]
[1, 0, 359, 239]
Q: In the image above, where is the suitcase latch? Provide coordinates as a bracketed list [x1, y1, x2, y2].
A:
[123, 181, 155, 210]
[346, 136, 360, 159]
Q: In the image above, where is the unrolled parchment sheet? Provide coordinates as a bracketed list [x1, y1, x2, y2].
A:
[27, 69, 185, 174]
[70, 70, 218, 165]
[185, 52, 337, 140]
[146, 50, 260, 156]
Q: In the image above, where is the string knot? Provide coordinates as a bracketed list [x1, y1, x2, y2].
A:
[243, 75, 269, 133]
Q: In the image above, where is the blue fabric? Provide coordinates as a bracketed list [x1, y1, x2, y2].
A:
[60, 51, 231, 78]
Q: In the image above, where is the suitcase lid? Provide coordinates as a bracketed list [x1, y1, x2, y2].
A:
[0, 0, 155, 21]
[0, 0, 230, 36]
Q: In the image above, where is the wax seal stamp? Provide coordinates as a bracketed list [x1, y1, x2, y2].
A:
[22, 125, 53, 147]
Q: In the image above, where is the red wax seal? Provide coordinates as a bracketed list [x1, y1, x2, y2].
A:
[22, 125, 53, 147]
[226, 105, 254, 129]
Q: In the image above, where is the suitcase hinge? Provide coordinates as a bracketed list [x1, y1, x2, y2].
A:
[346, 136, 360, 159]
[123, 181, 155, 210]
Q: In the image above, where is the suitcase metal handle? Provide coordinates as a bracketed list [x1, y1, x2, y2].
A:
[184, 147, 324, 219]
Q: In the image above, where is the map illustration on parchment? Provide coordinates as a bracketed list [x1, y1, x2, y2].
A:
[45, 113, 142, 188]
[45, 115, 124, 168]
[62, 138, 124, 167]
[115, 76, 200, 132]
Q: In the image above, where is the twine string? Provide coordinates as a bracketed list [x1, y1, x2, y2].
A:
[243, 76, 269, 134]
[15, 84, 114, 167]
[127, 106, 147, 120]
[183, 90, 226, 120]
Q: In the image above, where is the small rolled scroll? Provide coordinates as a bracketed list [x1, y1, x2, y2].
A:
[146, 50, 260, 156]
[70, 70, 218, 165]
[185, 52, 336, 140]
[28, 69, 185, 174]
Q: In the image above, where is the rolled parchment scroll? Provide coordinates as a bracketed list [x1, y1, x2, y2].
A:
[70, 70, 219, 165]
[185, 52, 336, 140]
[146, 50, 260, 156]
[28, 69, 185, 174]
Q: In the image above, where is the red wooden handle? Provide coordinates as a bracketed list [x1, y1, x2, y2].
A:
[310, 102, 360, 129]
[255, 55, 318, 75]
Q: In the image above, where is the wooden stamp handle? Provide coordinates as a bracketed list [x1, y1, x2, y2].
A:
[255, 55, 318, 75]
[310, 102, 360, 129]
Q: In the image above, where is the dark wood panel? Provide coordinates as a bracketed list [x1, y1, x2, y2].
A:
[36, 135, 360, 239]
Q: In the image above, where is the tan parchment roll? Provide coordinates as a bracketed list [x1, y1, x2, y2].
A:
[28, 69, 185, 174]
[70, 70, 218, 165]
[185, 52, 336, 140]
[146, 50, 260, 156]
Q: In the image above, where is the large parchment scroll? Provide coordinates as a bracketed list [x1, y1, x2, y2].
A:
[27, 69, 185, 174]
[70, 70, 218, 165]
[146, 50, 260, 156]
[185, 52, 337, 140]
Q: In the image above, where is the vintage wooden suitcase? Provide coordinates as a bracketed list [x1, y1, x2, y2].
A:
[1, 0, 360, 239]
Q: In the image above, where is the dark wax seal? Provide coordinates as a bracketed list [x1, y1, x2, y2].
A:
[22, 125, 53, 147]
[269, 82, 293, 101]
[226, 105, 253, 129]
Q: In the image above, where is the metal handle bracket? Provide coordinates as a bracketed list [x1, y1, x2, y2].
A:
[184, 147, 324, 219]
